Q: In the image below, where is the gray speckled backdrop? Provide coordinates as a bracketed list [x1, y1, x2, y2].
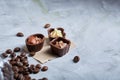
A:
[0, 0, 120, 80]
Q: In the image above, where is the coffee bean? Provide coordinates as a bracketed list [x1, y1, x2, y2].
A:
[30, 52, 35, 56]
[41, 66, 48, 72]
[42, 77, 48, 80]
[6, 49, 12, 54]
[24, 75, 31, 80]
[10, 53, 16, 58]
[14, 73, 19, 79]
[36, 64, 41, 69]
[44, 24, 51, 28]
[17, 74, 24, 80]
[33, 68, 40, 74]
[73, 56, 80, 63]
[14, 47, 21, 52]
[20, 52, 26, 57]
[2, 53, 8, 58]
[16, 32, 24, 37]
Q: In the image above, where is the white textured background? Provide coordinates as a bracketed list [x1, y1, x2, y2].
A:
[0, 0, 120, 80]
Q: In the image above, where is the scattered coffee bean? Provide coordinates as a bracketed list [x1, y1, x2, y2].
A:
[16, 32, 24, 37]
[6, 49, 12, 54]
[73, 56, 80, 63]
[41, 66, 48, 72]
[44, 24, 51, 28]
[2, 53, 8, 58]
[33, 68, 40, 74]
[36, 64, 41, 69]
[42, 77, 48, 80]
[30, 52, 35, 56]
[14, 47, 21, 52]
[17, 74, 25, 80]
[10, 53, 16, 58]
[20, 52, 26, 57]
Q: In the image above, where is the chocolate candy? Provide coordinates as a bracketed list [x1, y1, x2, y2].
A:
[41, 66, 48, 72]
[26, 34, 45, 52]
[6, 49, 12, 54]
[16, 32, 24, 37]
[14, 47, 21, 52]
[44, 24, 51, 28]
[50, 37, 71, 57]
[73, 56, 80, 63]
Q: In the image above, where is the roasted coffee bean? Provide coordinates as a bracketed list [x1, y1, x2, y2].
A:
[42, 77, 48, 80]
[33, 68, 40, 74]
[14, 73, 19, 79]
[24, 75, 31, 80]
[10, 53, 16, 58]
[10, 61, 16, 66]
[44, 24, 51, 28]
[20, 52, 26, 57]
[12, 66, 19, 72]
[30, 52, 35, 56]
[15, 57, 20, 62]
[2, 53, 8, 58]
[73, 56, 80, 63]
[18, 67, 24, 73]
[36, 64, 41, 69]
[16, 32, 24, 37]
[23, 60, 28, 66]
[17, 62, 23, 67]
[41, 66, 48, 72]
[14, 47, 21, 52]
[6, 49, 12, 54]
[17, 74, 24, 80]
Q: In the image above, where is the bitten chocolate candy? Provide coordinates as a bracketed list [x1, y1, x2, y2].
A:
[50, 37, 71, 57]
[73, 56, 80, 63]
[48, 27, 66, 41]
[26, 34, 45, 52]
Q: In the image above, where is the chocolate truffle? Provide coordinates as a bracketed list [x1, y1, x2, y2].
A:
[26, 34, 45, 52]
[50, 37, 71, 57]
